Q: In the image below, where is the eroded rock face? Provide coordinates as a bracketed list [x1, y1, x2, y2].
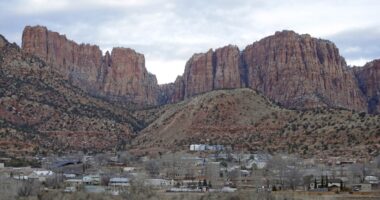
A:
[165, 31, 367, 111]
[102, 47, 159, 105]
[181, 45, 244, 99]
[183, 49, 215, 98]
[22, 26, 158, 106]
[242, 31, 366, 111]
[353, 60, 380, 113]
[20, 26, 369, 111]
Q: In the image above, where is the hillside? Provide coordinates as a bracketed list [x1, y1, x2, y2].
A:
[0, 35, 143, 157]
[133, 88, 380, 160]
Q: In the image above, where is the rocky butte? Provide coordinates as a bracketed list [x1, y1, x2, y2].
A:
[22, 25, 159, 106]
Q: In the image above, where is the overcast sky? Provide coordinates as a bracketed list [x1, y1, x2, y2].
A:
[0, 0, 379, 84]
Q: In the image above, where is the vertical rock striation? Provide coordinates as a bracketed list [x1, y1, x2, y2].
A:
[165, 30, 367, 112]
[20, 26, 371, 112]
[22, 25, 158, 106]
[242, 30, 366, 111]
[353, 60, 380, 113]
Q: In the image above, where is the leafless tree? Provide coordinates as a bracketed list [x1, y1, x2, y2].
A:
[266, 154, 287, 189]
[45, 174, 64, 189]
[121, 175, 158, 200]
[101, 174, 111, 186]
[266, 154, 302, 190]
[94, 153, 109, 166]
[0, 177, 19, 200]
[17, 179, 40, 197]
[119, 151, 138, 164]
[145, 160, 160, 178]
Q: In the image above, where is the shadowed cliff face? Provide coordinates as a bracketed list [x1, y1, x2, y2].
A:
[353, 60, 380, 114]
[162, 31, 367, 112]
[22, 25, 159, 106]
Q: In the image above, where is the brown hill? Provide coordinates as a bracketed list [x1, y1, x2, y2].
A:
[0, 35, 143, 157]
[133, 88, 380, 159]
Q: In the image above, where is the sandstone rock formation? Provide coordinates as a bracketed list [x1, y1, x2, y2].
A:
[165, 31, 367, 112]
[242, 30, 366, 111]
[165, 45, 245, 101]
[20, 26, 371, 112]
[353, 60, 380, 113]
[22, 25, 158, 106]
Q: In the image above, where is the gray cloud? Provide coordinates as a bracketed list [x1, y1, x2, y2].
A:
[0, 0, 379, 83]
[327, 27, 380, 65]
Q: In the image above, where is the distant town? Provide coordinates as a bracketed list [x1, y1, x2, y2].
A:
[0, 144, 379, 199]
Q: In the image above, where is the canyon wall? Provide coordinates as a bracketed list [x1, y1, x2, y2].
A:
[22, 25, 158, 106]
[22, 26, 377, 112]
[353, 60, 380, 113]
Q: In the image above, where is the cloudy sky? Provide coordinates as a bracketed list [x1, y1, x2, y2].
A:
[0, 0, 379, 84]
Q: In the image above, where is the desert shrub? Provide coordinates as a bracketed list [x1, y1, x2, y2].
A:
[17, 179, 40, 197]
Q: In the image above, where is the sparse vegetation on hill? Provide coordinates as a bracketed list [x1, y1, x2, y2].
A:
[0, 36, 142, 156]
[133, 89, 380, 160]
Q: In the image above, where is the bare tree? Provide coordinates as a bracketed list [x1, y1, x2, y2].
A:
[0, 176, 19, 199]
[94, 153, 109, 166]
[45, 173, 64, 189]
[266, 154, 302, 190]
[145, 160, 160, 178]
[266, 155, 287, 189]
[17, 179, 40, 197]
[287, 163, 302, 190]
[119, 151, 138, 165]
[121, 175, 158, 200]
[101, 174, 110, 186]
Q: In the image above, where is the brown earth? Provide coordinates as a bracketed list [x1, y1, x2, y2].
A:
[133, 88, 380, 160]
[0, 34, 141, 157]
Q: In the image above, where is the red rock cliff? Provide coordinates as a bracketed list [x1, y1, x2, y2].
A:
[181, 45, 244, 98]
[22, 25, 158, 106]
[353, 60, 380, 113]
[166, 31, 367, 112]
[241, 30, 366, 111]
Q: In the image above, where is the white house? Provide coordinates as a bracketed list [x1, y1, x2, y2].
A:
[28, 170, 54, 182]
[63, 173, 76, 178]
[109, 177, 129, 186]
[123, 167, 135, 172]
[83, 175, 101, 185]
[190, 144, 224, 151]
[365, 176, 379, 184]
[65, 178, 83, 187]
[145, 179, 172, 188]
